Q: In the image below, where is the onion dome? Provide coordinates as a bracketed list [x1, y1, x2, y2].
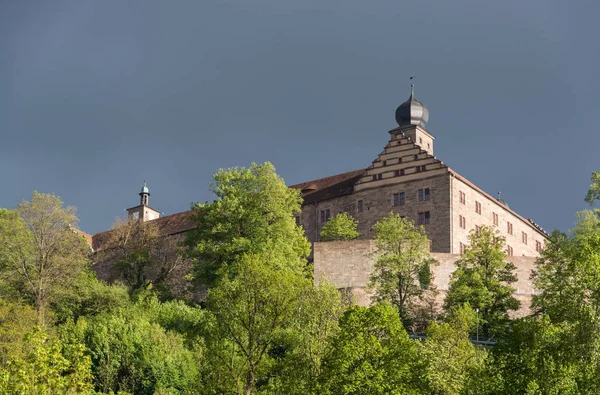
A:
[141, 181, 149, 194]
[395, 85, 429, 128]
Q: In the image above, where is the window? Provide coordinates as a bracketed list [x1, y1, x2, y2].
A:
[394, 170, 400, 177]
[393, 192, 405, 206]
[383, 160, 387, 166]
[419, 137, 423, 144]
[536, 240, 542, 252]
[418, 188, 430, 201]
[357, 200, 363, 213]
[418, 211, 430, 225]
[416, 165, 426, 172]
[475, 201, 481, 214]
[295, 216, 300, 226]
[475, 225, 481, 236]
[507, 245, 513, 256]
[399, 157, 403, 163]
[522, 232, 528, 245]
[507, 222, 513, 235]
[459, 242, 465, 254]
[320, 209, 331, 223]
[377, 174, 383, 180]
[493, 212, 498, 226]
[459, 215, 466, 229]
[400, 169, 405, 176]
[372, 175, 376, 181]
[414, 154, 418, 160]
[459, 191, 466, 204]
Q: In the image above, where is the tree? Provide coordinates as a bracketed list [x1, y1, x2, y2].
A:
[95, 217, 182, 294]
[0, 192, 90, 325]
[266, 280, 344, 394]
[0, 326, 93, 394]
[204, 253, 305, 395]
[320, 213, 360, 242]
[419, 304, 487, 395]
[368, 213, 436, 327]
[585, 169, 600, 207]
[444, 226, 519, 338]
[185, 162, 310, 288]
[319, 303, 420, 394]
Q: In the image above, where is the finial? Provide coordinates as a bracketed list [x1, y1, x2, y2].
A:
[409, 76, 416, 97]
[497, 191, 501, 200]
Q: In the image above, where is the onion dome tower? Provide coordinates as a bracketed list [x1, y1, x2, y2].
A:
[395, 84, 429, 128]
[391, 84, 434, 155]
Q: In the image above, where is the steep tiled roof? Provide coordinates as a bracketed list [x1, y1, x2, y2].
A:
[289, 169, 366, 204]
[91, 210, 196, 251]
[71, 227, 93, 247]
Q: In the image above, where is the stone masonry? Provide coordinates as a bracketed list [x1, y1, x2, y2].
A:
[314, 240, 537, 317]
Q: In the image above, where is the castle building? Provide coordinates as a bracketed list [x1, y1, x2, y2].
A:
[290, 85, 548, 256]
[88, 86, 547, 259]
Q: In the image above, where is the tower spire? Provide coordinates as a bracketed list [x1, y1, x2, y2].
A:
[139, 181, 150, 206]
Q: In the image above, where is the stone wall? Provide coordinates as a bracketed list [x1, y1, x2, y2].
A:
[314, 240, 537, 317]
[450, 175, 545, 257]
[300, 172, 452, 253]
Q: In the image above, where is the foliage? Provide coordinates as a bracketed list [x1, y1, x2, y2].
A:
[369, 213, 436, 327]
[419, 304, 487, 395]
[97, 217, 183, 294]
[319, 303, 420, 395]
[444, 226, 519, 338]
[585, 169, 600, 207]
[0, 326, 93, 394]
[75, 306, 201, 394]
[265, 280, 344, 394]
[320, 213, 360, 242]
[487, 316, 596, 394]
[185, 162, 311, 288]
[0, 192, 90, 325]
[50, 268, 130, 324]
[0, 299, 38, 366]
[204, 253, 306, 394]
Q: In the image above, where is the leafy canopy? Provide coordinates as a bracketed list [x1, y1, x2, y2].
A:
[369, 213, 435, 327]
[320, 212, 360, 242]
[185, 162, 310, 287]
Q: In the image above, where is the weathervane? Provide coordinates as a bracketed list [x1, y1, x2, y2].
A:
[410, 76, 416, 95]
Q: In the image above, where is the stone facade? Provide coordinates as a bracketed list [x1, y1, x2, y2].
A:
[314, 240, 537, 317]
[292, 124, 547, 257]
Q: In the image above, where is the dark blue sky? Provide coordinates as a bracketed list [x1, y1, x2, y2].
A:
[1, 0, 597, 235]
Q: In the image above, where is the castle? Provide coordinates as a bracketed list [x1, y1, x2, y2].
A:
[88, 85, 547, 257]
[85, 87, 547, 314]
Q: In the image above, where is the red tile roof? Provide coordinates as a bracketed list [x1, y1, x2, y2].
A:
[91, 210, 196, 251]
[289, 169, 366, 204]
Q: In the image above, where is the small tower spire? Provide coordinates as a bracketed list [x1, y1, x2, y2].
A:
[139, 180, 150, 206]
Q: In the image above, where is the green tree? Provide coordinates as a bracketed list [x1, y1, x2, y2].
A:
[319, 303, 420, 395]
[419, 304, 487, 395]
[487, 316, 590, 395]
[0, 326, 93, 394]
[369, 213, 435, 327]
[444, 226, 519, 338]
[0, 192, 90, 325]
[320, 213, 360, 242]
[185, 162, 310, 288]
[266, 280, 344, 394]
[75, 306, 201, 394]
[204, 253, 306, 394]
[585, 169, 600, 207]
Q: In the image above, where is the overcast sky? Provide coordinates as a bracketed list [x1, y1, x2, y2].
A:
[0, 0, 597, 235]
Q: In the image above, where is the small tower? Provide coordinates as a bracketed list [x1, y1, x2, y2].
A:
[140, 181, 150, 206]
[126, 181, 161, 222]
[390, 84, 435, 155]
